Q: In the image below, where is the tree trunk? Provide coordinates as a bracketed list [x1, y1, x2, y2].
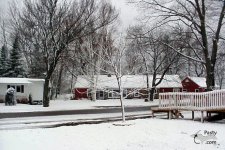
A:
[55, 64, 63, 98]
[149, 87, 155, 101]
[119, 87, 125, 122]
[50, 86, 54, 100]
[91, 88, 97, 101]
[70, 74, 74, 94]
[90, 74, 97, 101]
[43, 64, 55, 107]
[145, 74, 150, 102]
[120, 93, 126, 122]
[205, 61, 215, 91]
[43, 78, 50, 107]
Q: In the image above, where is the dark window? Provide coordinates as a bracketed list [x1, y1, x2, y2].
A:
[7, 85, 16, 90]
[123, 90, 127, 97]
[183, 89, 187, 92]
[100, 91, 104, 97]
[17, 86, 21, 92]
[134, 91, 139, 97]
[109, 92, 112, 98]
[21, 85, 24, 93]
[195, 89, 199, 92]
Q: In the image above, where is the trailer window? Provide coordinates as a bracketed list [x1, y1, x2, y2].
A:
[7, 85, 24, 93]
[21, 85, 24, 93]
[7, 85, 15, 89]
[17, 86, 21, 92]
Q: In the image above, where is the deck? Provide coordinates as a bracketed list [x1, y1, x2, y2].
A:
[152, 90, 225, 122]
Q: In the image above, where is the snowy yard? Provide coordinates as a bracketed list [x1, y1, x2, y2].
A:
[0, 98, 157, 130]
[0, 99, 158, 113]
[0, 118, 224, 150]
[1, 98, 225, 150]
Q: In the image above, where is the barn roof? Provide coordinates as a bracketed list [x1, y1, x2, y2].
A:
[187, 76, 207, 88]
[0, 78, 44, 84]
[74, 75, 182, 89]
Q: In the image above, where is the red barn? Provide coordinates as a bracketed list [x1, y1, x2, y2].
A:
[182, 76, 206, 92]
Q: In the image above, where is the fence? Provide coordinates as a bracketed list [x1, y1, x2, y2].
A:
[158, 90, 225, 111]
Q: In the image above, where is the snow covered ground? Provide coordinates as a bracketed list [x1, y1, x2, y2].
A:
[0, 98, 224, 149]
[0, 99, 158, 113]
[0, 118, 224, 150]
[0, 98, 157, 130]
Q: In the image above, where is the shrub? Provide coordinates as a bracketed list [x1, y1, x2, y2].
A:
[29, 94, 32, 104]
[17, 98, 29, 104]
[0, 99, 4, 103]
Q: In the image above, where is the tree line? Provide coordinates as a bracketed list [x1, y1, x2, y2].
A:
[0, 0, 225, 108]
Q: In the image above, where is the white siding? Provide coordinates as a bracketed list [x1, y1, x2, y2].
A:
[0, 78, 44, 102]
[30, 81, 44, 101]
[0, 83, 30, 100]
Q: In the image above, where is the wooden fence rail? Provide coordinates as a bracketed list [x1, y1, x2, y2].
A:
[159, 90, 225, 111]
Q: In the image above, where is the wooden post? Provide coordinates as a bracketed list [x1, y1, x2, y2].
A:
[192, 111, 194, 120]
[201, 111, 204, 123]
[206, 111, 211, 117]
[169, 110, 172, 120]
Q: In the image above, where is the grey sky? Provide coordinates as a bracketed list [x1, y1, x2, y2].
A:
[110, 0, 138, 29]
[0, 0, 138, 29]
[0, 0, 9, 15]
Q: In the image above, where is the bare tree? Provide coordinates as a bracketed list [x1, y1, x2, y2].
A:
[131, 0, 225, 90]
[65, 0, 119, 101]
[11, 0, 118, 107]
[66, 24, 129, 121]
[216, 42, 225, 89]
[124, 27, 145, 75]
[102, 35, 127, 122]
[127, 26, 180, 101]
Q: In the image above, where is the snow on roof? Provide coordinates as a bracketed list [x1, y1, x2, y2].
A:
[28, 79, 45, 82]
[75, 75, 182, 89]
[0, 78, 44, 84]
[188, 76, 207, 88]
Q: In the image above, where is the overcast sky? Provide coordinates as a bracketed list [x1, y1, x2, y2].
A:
[0, 0, 20, 13]
[110, 0, 138, 30]
[0, 0, 138, 30]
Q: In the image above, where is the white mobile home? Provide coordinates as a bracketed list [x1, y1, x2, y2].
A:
[0, 78, 45, 104]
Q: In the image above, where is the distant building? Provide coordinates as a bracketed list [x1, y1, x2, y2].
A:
[181, 76, 206, 92]
[0, 78, 44, 104]
[73, 75, 182, 100]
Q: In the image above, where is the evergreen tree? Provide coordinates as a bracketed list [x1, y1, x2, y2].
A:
[5, 34, 26, 77]
[29, 45, 46, 78]
[0, 45, 9, 77]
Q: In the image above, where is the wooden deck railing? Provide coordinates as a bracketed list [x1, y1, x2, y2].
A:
[158, 90, 225, 111]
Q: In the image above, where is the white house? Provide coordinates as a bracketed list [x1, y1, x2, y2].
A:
[0, 78, 45, 104]
[73, 75, 182, 100]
